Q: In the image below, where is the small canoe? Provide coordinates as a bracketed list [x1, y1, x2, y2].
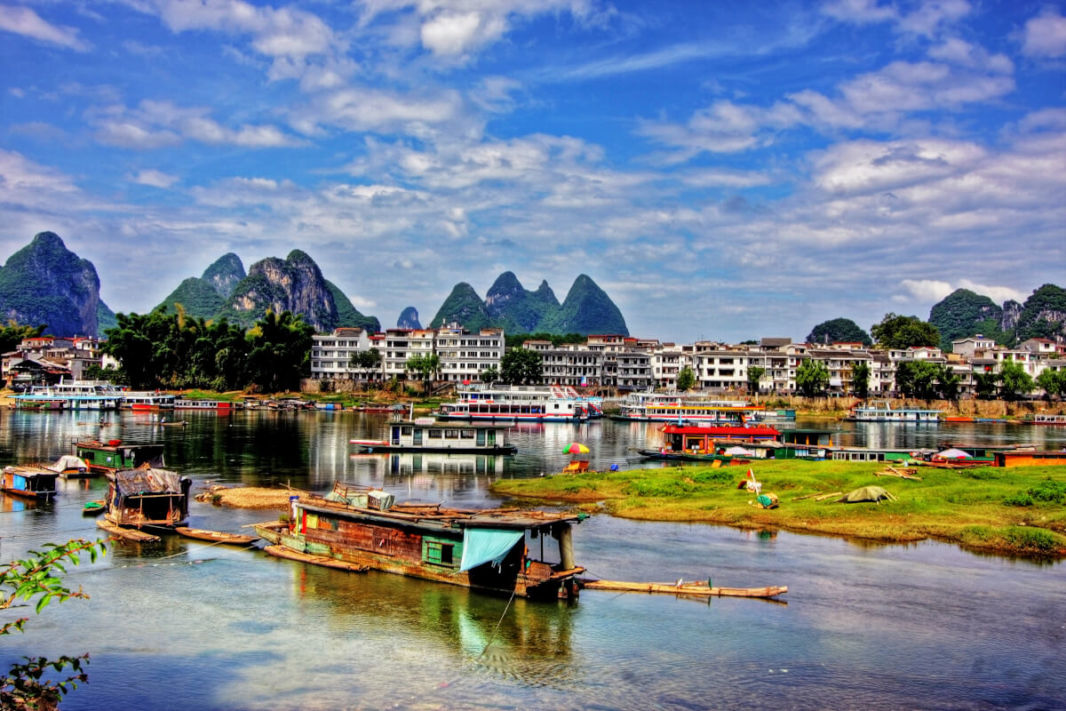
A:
[263, 544, 369, 573]
[96, 518, 161, 543]
[176, 527, 258, 546]
[579, 578, 788, 599]
[82, 500, 106, 516]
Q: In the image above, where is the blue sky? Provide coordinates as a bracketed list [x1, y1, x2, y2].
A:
[1, 0, 1064, 343]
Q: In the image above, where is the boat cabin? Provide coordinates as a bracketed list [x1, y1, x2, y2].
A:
[104, 468, 191, 529]
[2, 465, 59, 501]
[659, 422, 780, 455]
[352, 419, 517, 454]
[74, 440, 166, 475]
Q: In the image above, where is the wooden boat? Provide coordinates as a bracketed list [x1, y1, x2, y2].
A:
[252, 521, 288, 545]
[263, 544, 369, 572]
[176, 527, 259, 546]
[1, 465, 59, 501]
[350, 418, 517, 455]
[102, 467, 192, 531]
[637, 449, 747, 464]
[83, 500, 106, 516]
[579, 578, 788, 599]
[74, 439, 166, 475]
[254, 482, 587, 600]
[96, 518, 161, 543]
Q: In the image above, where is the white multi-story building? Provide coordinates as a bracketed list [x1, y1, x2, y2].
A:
[436, 326, 505, 382]
[309, 327, 372, 380]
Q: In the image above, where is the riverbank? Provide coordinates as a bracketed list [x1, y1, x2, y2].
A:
[491, 460, 1066, 558]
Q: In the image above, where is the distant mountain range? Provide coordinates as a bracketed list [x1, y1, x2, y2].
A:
[928, 284, 1066, 350]
[0, 233, 629, 338]
[429, 272, 629, 336]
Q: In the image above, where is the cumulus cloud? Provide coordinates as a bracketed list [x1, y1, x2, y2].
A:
[129, 169, 179, 188]
[0, 4, 91, 51]
[1021, 9, 1066, 58]
[901, 278, 1025, 304]
[823, 0, 971, 37]
[357, 0, 610, 59]
[91, 100, 303, 149]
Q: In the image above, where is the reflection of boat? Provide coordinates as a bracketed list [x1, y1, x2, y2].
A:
[102, 468, 191, 533]
[176, 527, 259, 546]
[845, 401, 940, 423]
[351, 419, 517, 454]
[74, 440, 166, 475]
[2, 465, 59, 500]
[361, 451, 507, 477]
[255, 482, 586, 599]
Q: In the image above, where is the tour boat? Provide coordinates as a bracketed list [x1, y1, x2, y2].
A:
[844, 401, 940, 423]
[1031, 413, 1066, 425]
[612, 391, 760, 424]
[255, 482, 586, 599]
[644, 421, 781, 459]
[12, 380, 121, 410]
[437, 384, 592, 423]
[173, 398, 238, 411]
[350, 418, 517, 454]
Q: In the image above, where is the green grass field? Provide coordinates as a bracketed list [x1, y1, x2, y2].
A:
[492, 460, 1066, 558]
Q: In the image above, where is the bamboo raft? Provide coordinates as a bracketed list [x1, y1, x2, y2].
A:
[579, 578, 787, 599]
[176, 527, 259, 546]
[96, 518, 161, 543]
[263, 544, 370, 573]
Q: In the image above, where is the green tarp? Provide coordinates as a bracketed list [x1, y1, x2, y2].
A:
[459, 528, 524, 572]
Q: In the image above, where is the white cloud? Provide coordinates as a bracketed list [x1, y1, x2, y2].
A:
[821, 0, 896, 25]
[0, 4, 91, 51]
[812, 138, 985, 196]
[901, 278, 1025, 304]
[129, 169, 179, 188]
[91, 100, 303, 149]
[289, 86, 465, 136]
[357, 0, 610, 58]
[1021, 9, 1066, 58]
[823, 0, 972, 37]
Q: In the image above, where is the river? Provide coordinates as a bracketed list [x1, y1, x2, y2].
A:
[1, 409, 1064, 710]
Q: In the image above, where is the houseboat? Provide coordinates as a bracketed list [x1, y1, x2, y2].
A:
[74, 440, 166, 475]
[844, 401, 941, 423]
[102, 467, 192, 531]
[12, 380, 121, 410]
[1031, 413, 1066, 426]
[1, 465, 59, 501]
[438, 384, 592, 422]
[612, 391, 760, 424]
[255, 482, 586, 599]
[351, 418, 517, 454]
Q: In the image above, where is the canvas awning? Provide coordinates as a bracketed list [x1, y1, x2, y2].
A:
[459, 528, 524, 572]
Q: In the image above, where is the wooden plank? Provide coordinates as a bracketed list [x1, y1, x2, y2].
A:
[579, 578, 787, 599]
[96, 518, 160, 543]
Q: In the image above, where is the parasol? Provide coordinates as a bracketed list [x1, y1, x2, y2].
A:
[562, 442, 590, 455]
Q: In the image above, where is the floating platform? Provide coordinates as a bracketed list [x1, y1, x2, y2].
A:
[96, 518, 161, 543]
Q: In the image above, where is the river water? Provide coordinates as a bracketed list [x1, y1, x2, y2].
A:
[1, 409, 1064, 710]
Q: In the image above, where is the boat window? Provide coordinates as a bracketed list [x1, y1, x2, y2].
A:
[423, 539, 456, 567]
[460, 429, 475, 439]
[428, 429, 442, 439]
[401, 426, 412, 436]
[445, 429, 459, 439]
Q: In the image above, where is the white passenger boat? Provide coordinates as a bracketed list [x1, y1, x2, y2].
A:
[612, 391, 759, 423]
[844, 401, 940, 423]
[12, 380, 121, 410]
[437, 384, 592, 423]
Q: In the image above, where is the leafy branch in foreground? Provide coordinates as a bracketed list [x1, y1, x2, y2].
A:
[1, 538, 107, 710]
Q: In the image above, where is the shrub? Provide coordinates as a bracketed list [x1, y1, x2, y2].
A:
[1029, 478, 1066, 504]
[1003, 492, 1034, 507]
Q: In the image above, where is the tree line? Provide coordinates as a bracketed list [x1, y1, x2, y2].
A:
[95, 306, 314, 392]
